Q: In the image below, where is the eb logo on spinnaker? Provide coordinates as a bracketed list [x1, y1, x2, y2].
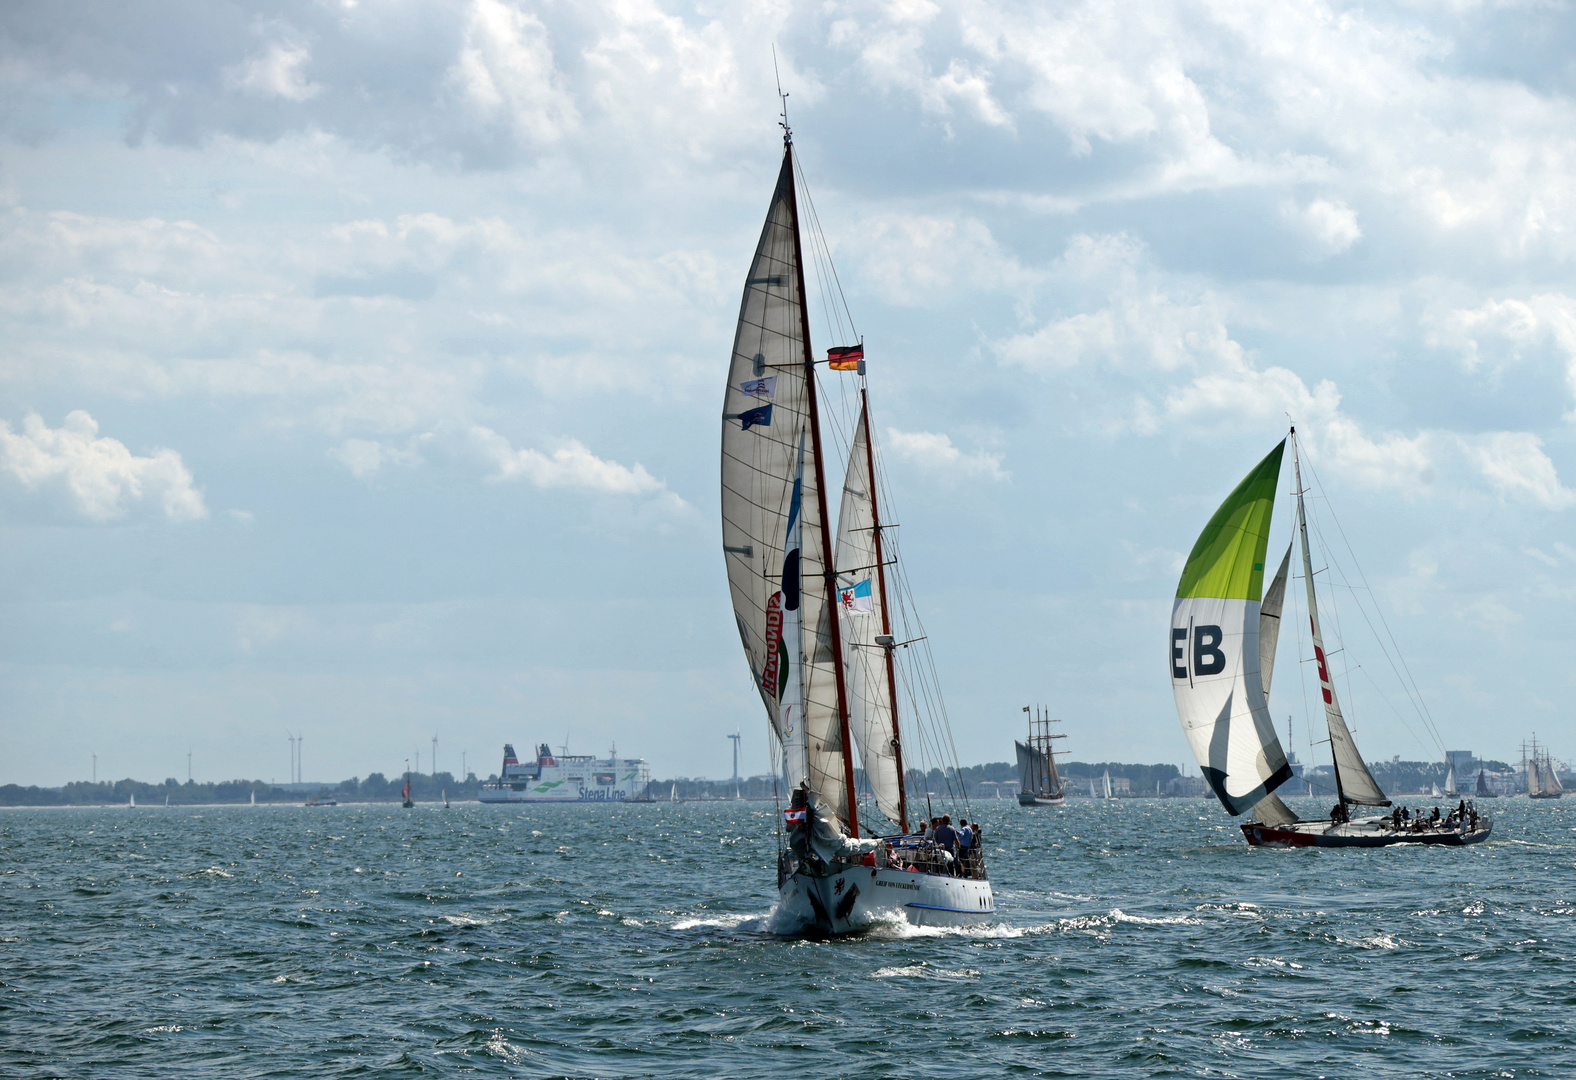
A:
[1172, 624, 1226, 680]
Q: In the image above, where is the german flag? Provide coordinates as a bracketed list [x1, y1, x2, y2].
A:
[827, 344, 863, 371]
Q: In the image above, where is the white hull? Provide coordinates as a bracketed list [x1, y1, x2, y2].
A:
[778, 866, 995, 935]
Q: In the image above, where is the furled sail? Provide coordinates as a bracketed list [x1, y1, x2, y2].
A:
[834, 403, 905, 829]
[1171, 441, 1294, 815]
[719, 146, 850, 825]
[1291, 437, 1389, 807]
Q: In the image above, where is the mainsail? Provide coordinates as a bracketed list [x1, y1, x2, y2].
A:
[1171, 441, 1294, 814]
[834, 400, 906, 830]
[1290, 436, 1389, 807]
[720, 144, 854, 829]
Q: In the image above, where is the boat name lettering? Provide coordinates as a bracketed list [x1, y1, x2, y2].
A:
[578, 787, 628, 801]
[875, 879, 920, 891]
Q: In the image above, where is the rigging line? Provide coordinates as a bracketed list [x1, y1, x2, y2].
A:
[793, 153, 858, 345]
[1301, 450, 1446, 754]
[790, 154, 854, 348]
[1306, 485, 1443, 759]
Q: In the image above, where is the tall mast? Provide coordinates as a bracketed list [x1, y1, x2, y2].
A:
[1291, 429, 1346, 808]
[784, 138, 860, 837]
[861, 387, 907, 833]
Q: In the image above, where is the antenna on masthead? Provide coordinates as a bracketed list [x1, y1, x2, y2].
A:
[773, 46, 791, 143]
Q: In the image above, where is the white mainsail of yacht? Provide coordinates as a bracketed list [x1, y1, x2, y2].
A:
[721, 121, 993, 933]
[1171, 428, 1491, 847]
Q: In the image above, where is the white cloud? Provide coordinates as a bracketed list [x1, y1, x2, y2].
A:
[329, 438, 424, 480]
[851, 213, 1035, 306]
[1283, 197, 1362, 257]
[0, 411, 207, 522]
[467, 425, 658, 493]
[885, 427, 1007, 482]
[449, 0, 579, 143]
[223, 40, 321, 102]
[1461, 431, 1576, 510]
[1429, 293, 1576, 413]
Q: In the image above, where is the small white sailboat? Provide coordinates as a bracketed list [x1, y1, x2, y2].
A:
[250, 790, 256, 806]
[669, 782, 679, 803]
[128, 793, 135, 808]
[1171, 428, 1490, 848]
[720, 117, 993, 933]
[1101, 770, 1114, 799]
[1444, 762, 1457, 797]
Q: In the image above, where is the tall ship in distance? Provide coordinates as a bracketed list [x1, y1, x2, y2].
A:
[1016, 705, 1067, 806]
[1523, 738, 1564, 799]
[477, 743, 651, 803]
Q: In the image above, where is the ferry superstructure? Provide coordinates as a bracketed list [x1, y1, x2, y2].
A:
[476, 744, 651, 803]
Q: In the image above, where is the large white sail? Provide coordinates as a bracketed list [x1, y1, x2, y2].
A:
[1291, 437, 1389, 807]
[834, 403, 905, 830]
[719, 146, 850, 826]
[1171, 441, 1293, 815]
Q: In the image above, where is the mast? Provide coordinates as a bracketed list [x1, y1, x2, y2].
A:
[862, 388, 907, 832]
[1291, 431, 1347, 809]
[1291, 427, 1389, 808]
[783, 138, 859, 837]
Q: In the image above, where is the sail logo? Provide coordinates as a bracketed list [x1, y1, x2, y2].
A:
[739, 376, 776, 398]
[1171, 625, 1227, 679]
[838, 577, 873, 614]
[1312, 641, 1334, 704]
[762, 592, 784, 699]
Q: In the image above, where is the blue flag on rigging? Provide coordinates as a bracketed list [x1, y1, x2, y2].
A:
[735, 404, 773, 430]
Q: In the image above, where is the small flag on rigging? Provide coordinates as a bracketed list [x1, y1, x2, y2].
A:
[827, 344, 863, 370]
[734, 404, 773, 430]
[784, 807, 807, 824]
[838, 577, 873, 614]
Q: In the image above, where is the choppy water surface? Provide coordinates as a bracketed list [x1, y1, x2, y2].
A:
[2, 796, 1573, 1078]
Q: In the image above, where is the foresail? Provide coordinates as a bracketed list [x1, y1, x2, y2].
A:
[834, 405, 903, 828]
[1171, 441, 1293, 816]
[720, 147, 848, 822]
[1015, 741, 1038, 792]
[1293, 449, 1389, 808]
[1258, 543, 1292, 698]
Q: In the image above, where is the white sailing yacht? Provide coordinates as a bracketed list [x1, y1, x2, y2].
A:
[1170, 428, 1491, 848]
[721, 121, 993, 933]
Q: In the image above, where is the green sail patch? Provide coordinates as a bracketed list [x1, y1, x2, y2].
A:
[1176, 441, 1285, 601]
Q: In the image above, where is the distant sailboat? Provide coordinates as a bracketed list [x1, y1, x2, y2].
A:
[1475, 769, 1498, 798]
[250, 790, 256, 806]
[402, 767, 414, 809]
[1015, 705, 1066, 806]
[1445, 761, 1457, 797]
[670, 782, 679, 803]
[1102, 770, 1114, 799]
[1171, 428, 1491, 848]
[128, 793, 135, 808]
[443, 788, 450, 809]
[1525, 738, 1564, 799]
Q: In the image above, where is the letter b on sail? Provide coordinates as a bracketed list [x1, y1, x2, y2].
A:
[1193, 625, 1226, 675]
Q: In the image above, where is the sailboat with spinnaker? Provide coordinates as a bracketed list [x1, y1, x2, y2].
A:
[1170, 428, 1491, 847]
[720, 115, 993, 933]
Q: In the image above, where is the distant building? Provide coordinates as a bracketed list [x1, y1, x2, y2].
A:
[1445, 750, 1474, 769]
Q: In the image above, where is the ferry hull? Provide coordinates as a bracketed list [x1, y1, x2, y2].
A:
[1242, 817, 1492, 848]
[779, 867, 994, 935]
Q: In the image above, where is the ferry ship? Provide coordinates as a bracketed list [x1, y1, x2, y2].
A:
[476, 744, 651, 803]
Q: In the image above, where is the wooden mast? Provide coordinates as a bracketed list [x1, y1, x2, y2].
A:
[783, 138, 860, 837]
[861, 388, 908, 833]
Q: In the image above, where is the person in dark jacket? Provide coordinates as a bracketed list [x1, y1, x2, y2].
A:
[932, 815, 958, 860]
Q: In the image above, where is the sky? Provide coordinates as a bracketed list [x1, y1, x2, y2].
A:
[2, 0, 1574, 789]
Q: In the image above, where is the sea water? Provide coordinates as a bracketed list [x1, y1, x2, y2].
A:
[1, 796, 1572, 1078]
